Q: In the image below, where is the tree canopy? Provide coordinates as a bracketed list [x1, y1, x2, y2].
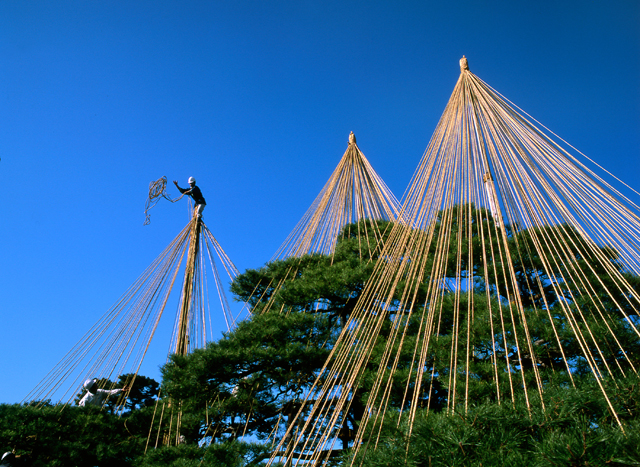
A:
[160, 220, 397, 463]
[161, 213, 640, 464]
[4, 212, 639, 466]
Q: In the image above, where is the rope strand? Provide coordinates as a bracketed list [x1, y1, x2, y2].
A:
[144, 176, 185, 225]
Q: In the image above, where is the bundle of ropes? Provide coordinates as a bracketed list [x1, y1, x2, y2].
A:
[265, 58, 640, 466]
[144, 176, 185, 225]
[240, 132, 401, 315]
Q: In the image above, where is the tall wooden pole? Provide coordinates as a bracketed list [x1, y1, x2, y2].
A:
[175, 215, 201, 356]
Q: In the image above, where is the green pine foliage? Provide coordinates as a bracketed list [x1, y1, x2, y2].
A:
[0, 403, 147, 466]
[4, 213, 639, 465]
[231, 219, 398, 323]
[348, 374, 640, 466]
[0, 375, 160, 466]
[161, 310, 335, 445]
[162, 214, 639, 464]
[132, 441, 268, 467]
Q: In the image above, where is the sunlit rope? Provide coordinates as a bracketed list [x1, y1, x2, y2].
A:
[184, 133, 401, 465]
[238, 134, 401, 316]
[144, 176, 185, 225]
[24, 214, 244, 419]
[266, 62, 640, 466]
[273, 133, 401, 260]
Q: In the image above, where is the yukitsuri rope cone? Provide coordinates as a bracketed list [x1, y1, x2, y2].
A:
[267, 58, 640, 466]
[275, 131, 401, 259]
[161, 134, 403, 456]
[244, 132, 402, 316]
[25, 210, 239, 421]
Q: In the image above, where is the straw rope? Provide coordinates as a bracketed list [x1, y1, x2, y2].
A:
[267, 62, 640, 466]
[143, 176, 186, 225]
[24, 215, 242, 421]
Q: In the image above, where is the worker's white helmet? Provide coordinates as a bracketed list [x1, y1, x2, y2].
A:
[188, 177, 196, 185]
[83, 378, 97, 391]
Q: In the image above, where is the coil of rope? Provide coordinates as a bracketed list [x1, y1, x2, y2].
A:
[144, 176, 185, 225]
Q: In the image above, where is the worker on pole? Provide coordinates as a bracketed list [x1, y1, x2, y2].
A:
[173, 177, 207, 218]
[78, 378, 129, 407]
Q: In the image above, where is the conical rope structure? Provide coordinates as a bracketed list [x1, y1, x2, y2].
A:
[274, 131, 402, 260]
[243, 132, 403, 318]
[212, 133, 403, 460]
[24, 213, 241, 420]
[267, 58, 640, 466]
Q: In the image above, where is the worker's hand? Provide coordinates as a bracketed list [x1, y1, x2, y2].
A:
[173, 180, 178, 186]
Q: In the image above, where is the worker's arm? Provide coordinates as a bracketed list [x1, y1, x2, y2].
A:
[97, 388, 126, 396]
[78, 392, 93, 407]
[173, 180, 192, 195]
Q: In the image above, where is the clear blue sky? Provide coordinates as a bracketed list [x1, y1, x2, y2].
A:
[1, 1, 639, 404]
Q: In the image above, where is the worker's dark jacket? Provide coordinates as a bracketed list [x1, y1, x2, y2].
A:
[0, 454, 18, 467]
[178, 185, 206, 205]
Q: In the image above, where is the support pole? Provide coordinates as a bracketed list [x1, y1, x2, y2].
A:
[175, 215, 201, 356]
